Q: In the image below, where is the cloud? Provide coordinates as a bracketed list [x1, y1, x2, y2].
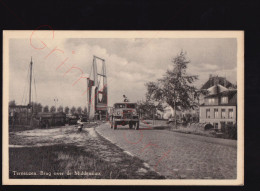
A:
[9, 37, 237, 108]
[198, 63, 219, 71]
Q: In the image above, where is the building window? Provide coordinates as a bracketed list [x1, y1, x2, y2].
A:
[228, 109, 234, 119]
[214, 109, 218, 118]
[206, 109, 210, 118]
[221, 109, 226, 118]
[208, 98, 215, 105]
[221, 96, 228, 104]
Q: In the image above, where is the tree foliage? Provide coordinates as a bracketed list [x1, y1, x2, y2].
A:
[64, 106, 70, 114]
[32, 102, 43, 113]
[70, 106, 76, 114]
[83, 107, 88, 114]
[57, 106, 63, 113]
[50, 106, 56, 113]
[43, 105, 49, 112]
[77, 107, 82, 114]
[9, 100, 16, 106]
[137, 99, 164, 119]
[145, 51, 199, 126]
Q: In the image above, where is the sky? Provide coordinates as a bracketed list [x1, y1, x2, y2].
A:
[9, 37, 237, 108]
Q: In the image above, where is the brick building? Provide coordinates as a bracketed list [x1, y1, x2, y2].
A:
[199, 75, 237, 129]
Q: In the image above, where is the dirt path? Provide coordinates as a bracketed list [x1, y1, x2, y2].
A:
[9, 123, 163, 179]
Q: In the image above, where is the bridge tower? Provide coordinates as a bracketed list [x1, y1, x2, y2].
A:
[87, 55, 108, 120]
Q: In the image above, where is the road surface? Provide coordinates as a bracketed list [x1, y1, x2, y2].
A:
[96, 122, 237, 179]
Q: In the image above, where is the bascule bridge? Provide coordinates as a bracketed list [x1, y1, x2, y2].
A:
[87, 55, 108, 120]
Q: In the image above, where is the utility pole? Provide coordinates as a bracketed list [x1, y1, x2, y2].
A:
[28, 57, 33, 126]
[29, 57, 33, 106]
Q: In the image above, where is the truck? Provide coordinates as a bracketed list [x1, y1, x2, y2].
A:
[110, 102, 139, 130]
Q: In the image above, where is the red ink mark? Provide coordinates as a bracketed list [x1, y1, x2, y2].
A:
[140, 142, 158, 153]
[123, 130, 143, 145]
[154, 149, 172, 169]
[56, 57, 69, 71]
[30, 25, 54, 50]
[45, 46, 64, 59]
[63, 65, 83, 76]
[72, 50, 75, 54]
[72, 75, 89, 86]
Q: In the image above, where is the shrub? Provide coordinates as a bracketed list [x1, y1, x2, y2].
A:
[221, 123, 237, 140]
[204, 123, 214, 130]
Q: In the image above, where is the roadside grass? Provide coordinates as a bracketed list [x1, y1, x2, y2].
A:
[142, 120, 220, 138]
[169, 125, 216, 137]
[9, 125, 163, 179]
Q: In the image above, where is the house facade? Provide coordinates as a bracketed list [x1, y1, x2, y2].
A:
[199, 75, 237, 129]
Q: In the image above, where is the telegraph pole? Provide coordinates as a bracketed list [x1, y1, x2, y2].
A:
[29, 57, 33, 106]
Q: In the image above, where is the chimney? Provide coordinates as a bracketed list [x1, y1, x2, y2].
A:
[209, 74, 213, 86]
[224, 77, 227, 87]
[214, 75, 219, 86]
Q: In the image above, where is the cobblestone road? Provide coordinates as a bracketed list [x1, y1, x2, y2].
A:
[96, 122, 237, 179]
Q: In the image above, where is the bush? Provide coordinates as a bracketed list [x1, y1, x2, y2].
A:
[204, 123, 214, 130]
[221, 123, 237, 140]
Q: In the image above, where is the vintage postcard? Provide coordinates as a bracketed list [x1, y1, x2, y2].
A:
[2, 30, 244, 185]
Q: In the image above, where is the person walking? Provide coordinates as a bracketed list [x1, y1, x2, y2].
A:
[77, 117, 83, 132]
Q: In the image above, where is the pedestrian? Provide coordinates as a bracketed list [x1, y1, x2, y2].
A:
[77, 117, 83, 132]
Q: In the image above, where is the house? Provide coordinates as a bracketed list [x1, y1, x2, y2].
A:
[199, 75, 237, 129]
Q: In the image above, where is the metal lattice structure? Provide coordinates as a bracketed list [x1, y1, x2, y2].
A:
[87, 55, 108, 120]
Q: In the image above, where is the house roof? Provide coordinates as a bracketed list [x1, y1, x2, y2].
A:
[205, 89, 237, 98]
[202, 89, 237, 106]
[201, 76, 234, 89]
[207, 84, 228, 95]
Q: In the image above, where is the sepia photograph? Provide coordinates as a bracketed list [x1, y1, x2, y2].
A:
[2, 30, 244, 185]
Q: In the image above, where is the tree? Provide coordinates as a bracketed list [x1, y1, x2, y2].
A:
[83, 107, 88, 114]
[146, 51, 199, 128]
[64, 106, 70, 114]
[137, 99, 164, 119]
[70, 106, 76, 114]
[32, 102, 43, 113]
[57, 106, 63, 113]
[77, 106, 82, 114]
[37, 103, 43, 112]
[43, 105, 49, 112]
[9, 100, 16, 107]
[50, 106, 56, 113]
